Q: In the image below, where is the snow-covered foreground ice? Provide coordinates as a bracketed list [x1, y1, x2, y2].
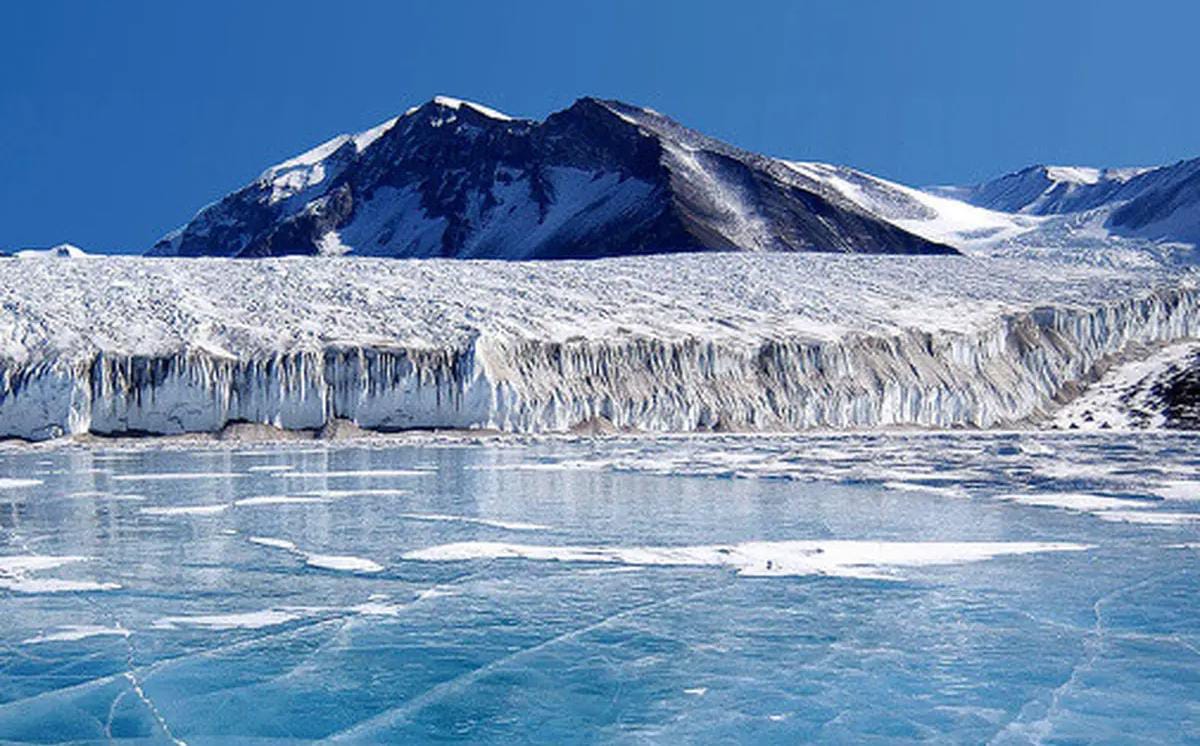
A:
[0, 434, 1198, 742]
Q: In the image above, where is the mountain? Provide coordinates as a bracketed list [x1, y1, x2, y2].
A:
[930, 159, 1200, 246]
[149, 96, 957, 259]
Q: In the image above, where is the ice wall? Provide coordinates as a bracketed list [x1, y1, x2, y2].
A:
[1, 285, 1196, 440]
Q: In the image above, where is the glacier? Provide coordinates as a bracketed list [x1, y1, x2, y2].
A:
[0, 254, 1196, 441]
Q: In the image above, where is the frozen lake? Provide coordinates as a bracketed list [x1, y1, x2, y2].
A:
[0, 433, 1197, 743]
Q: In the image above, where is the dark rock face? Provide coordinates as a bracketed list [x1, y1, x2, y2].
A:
[151, 97, 957, 259]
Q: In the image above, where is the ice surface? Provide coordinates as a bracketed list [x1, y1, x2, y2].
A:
[402, 539, 1090, 580]
[276, 469, 429, 479]
[0, 478, 42, 489]
[249, 535, 383, 573]
[140, 504, 229, 516]
[1093, 510, 1200, 525]
[1, 437, 1199, 743]
[0, 555, 120, 594]
[153, 610, 305, 630]
[1152, 480, 1200, 500]
[994, 492, 1154, 512]
[111, 472, 247, 482]
[233, 495, 324, 506]
[396, 513, 550, 531]
[21, 625, 130, 645]
[882, 481, 969, 499]
[248, 536, 299, 551]
[304, 554, 384, 573]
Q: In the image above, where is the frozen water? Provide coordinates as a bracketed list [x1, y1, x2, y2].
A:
[0, 434, 1197, 742]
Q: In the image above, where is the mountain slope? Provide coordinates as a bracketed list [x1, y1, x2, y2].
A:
[150, 96, 957, 259]
[930, 159, 1200, 248]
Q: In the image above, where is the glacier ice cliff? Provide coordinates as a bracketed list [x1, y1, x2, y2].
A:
[0, 255, 1196, 440]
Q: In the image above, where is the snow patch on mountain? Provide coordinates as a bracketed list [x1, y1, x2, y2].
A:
[14, 243, 89, 259]
[429, 96, 514, 121]
[1054, 342, 1200, 430]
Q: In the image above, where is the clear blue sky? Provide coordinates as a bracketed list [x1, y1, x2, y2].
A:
[2, 0, 1197, 253]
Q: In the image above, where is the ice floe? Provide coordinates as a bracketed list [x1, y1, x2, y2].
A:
[233, 495, 325, 507]
[305, 554, 384, 573]
[299, 489, 411, 499]
[276, 469, 429, 479]
[111, 472, 247, 482]
[1093, 511, 1200, 526]
[882, 481, 969, 499]
[249, 536, 299, 551]
[249, 536, 383, 574]
[401, 540, 1091, 580]
[396, 513, 550, 531]
[152, 609, 305, 630]
[995, 492, 1154, 512]
[140, 504, 230, 516]
[0, 555, 120, 594]
[22, 625, 130, 644]
[0, 478, 43, 489]
[1151, 481, 1200, 501]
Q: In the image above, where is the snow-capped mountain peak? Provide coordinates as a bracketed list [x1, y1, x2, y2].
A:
[149, 96, 957, 259]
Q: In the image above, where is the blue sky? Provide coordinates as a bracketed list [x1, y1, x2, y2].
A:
[2, 0, 1197, 253]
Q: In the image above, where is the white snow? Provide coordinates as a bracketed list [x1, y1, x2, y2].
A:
[140, 504, 230, 516]
[248, 536, 299, 551]
[1092, 511, 1200, 525]
[22, 625, 130, 644]
[786, 161, 1038, 252]
[402, 540, 1091, 580]
[233, 495, 324, 507]
[0, 478, 43, 489]
[1045, 166, 1103, 185]
[1053, 342, 1199, 430]
[111, 472, 247, 482]
[304, 554, 383, 573]
[994, 492, 1153, 513]
[431, 95, 514, 121]
[300, 489, 411, 499]
[396, 513, 550, 531]
[152, 609, 303, 630]
[882, 481, 969, 499]
[249, 535, 383, 574]
[0, 555, 120, 594]
[254, 113, 402, 207]
[1151, 481, 1200, 501]
[276, 469, 429, 479]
